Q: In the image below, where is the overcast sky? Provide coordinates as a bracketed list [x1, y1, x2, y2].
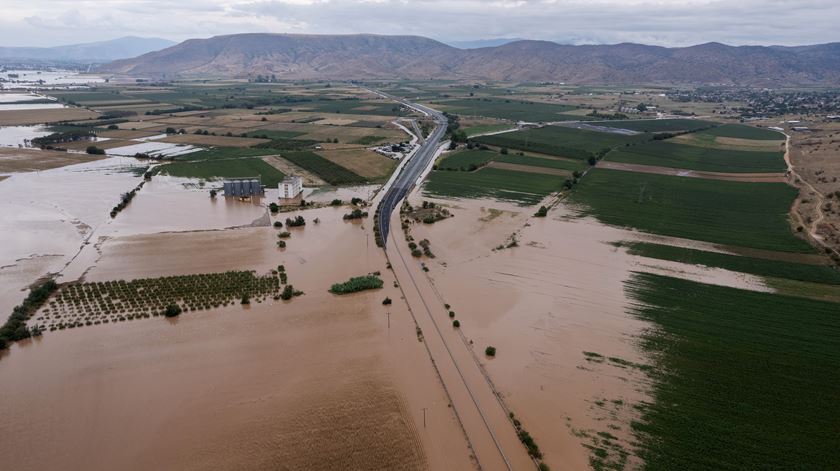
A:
[1, 0, 838, 48]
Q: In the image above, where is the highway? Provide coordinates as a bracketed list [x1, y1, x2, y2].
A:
[370, 89, 536, 471]
[371, 89, 447, 247]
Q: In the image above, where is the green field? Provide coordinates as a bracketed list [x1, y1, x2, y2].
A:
[423, 167, 566, 205]
[173, 147, 278, 162]
[703, 124, 785, 140]
[570, 169, 812, 252]
[476, 125, 647, 160]
[281, 151, 367, 185]
[436, 98, 579, 122]
[606, 140, 786, 173]
[496, 154, 586, 172]
[161, 157, 285, 186]
[619, 241, 840, 285]
[351, 135, 389, 145]
[625, 272, 840, 470]
[437, 149, 498, 170]
[593, 119, 716, 133]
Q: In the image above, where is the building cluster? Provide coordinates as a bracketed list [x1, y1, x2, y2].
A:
[667, 88, 840, 118]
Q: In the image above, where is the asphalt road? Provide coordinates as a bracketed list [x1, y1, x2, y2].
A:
[372, 90, 447, 247]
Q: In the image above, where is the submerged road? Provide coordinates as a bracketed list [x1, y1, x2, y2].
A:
[372, 90, 447, 247]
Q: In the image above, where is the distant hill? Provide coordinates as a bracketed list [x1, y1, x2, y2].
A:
[99, 33, 840, 86]
[445, 38, 524, 49]
[0, 37, 177, 62]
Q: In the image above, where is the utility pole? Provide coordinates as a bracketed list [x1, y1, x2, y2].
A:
[422, 407, 426, 428]
[386, 311, 390, 329]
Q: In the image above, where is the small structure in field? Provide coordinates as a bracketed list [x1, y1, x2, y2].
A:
[279, 176, 303, 199]
[223, 177, 263, 197]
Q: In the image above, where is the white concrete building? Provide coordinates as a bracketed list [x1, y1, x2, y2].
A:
[279, 176, 303, 199]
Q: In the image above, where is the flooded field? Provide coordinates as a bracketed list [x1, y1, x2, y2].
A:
[0, 124, 51, 147]
[1, 162, 474, 470]
[1, 69, 105, 89]
[399, 193, 771, 470]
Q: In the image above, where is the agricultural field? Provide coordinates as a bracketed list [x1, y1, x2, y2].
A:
[423, 167, 566, 205]
[605, 140, 787, 173]
[33, 271, 282, 331]
[475, 125, 648, 160]
[495, 154, 586, 173]
[431, 98, 580, 122]
[172, 147, 279, 162]
[437, 149, 498, 171]
[315, 148, 397, 180]
[703, 123, 785, 140]
[626, 272, 840, 470]
[160, 156, 286, 186]
[592, 118, 716, 133]
[281, 151, 367, 185]
[618, 241, 840, 285]
[570, 168, 813, 252]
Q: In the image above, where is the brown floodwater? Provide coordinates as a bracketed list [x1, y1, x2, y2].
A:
[1, 202, 475, 471]
[402, 193, 769, 470]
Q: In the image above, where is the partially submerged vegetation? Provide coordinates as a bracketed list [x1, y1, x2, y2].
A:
[329, 275, 384, 294]
[1, 280, 58, 349]
[33, 271, 289, 332]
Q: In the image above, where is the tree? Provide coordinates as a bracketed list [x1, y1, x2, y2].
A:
[485, 346, 496, 356]
[164, 304, 182, 317]
[534, 206, 548, 217]
[86, 146, 105, 155]
[452, 320, 460, 328]
[269, 202, 279, 213]
[500, 147, 509, 155]
[382, 297, 392, 305]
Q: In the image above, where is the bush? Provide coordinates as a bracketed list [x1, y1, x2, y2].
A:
[452, 320, 461, 328]
[273, 221, 283, 228]
[86, 145, 105, 155]
[382, 297, 392, 305]
[329, 275, 384, 294]
[269, 202, 279, 213]
[278, 231, 291, 238]
[534, 206, 548, 217]
[163, 304, 182, 317]
[411, 248, 423, 257]
[285, 215, 306, 227]
[330, 199, 343, 206]
[485, 346, 496, 356]
[277, 240, 286, 248]
[449, 311, 455, 318]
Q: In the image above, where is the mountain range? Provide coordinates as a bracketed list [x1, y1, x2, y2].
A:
[99, 33, 840, 86]
[0, 37, 177, 62]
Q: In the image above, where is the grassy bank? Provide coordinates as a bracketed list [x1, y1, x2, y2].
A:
[606, 140, 786, 173]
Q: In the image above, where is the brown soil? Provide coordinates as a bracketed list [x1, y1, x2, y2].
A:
[486, 160, 572, 176]
[262, 155, 327, 186]
[318, 148, 398, 179]
[0, 147, 105, 172]
[597, 160, 787, 182]
[786, 122, 840, 259]
[97, 129, 161, 139]
[0, 108, 99, 125]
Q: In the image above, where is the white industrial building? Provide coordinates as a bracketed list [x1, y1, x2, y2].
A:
[279, 176, 303, 199]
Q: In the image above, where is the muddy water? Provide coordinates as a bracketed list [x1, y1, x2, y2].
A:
[1, 203, 475, 471]
[404, 194, 768, 470]
[0, 158, 144, 313]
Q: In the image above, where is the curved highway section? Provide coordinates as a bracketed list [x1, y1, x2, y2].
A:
[372, 90, 447, 247]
